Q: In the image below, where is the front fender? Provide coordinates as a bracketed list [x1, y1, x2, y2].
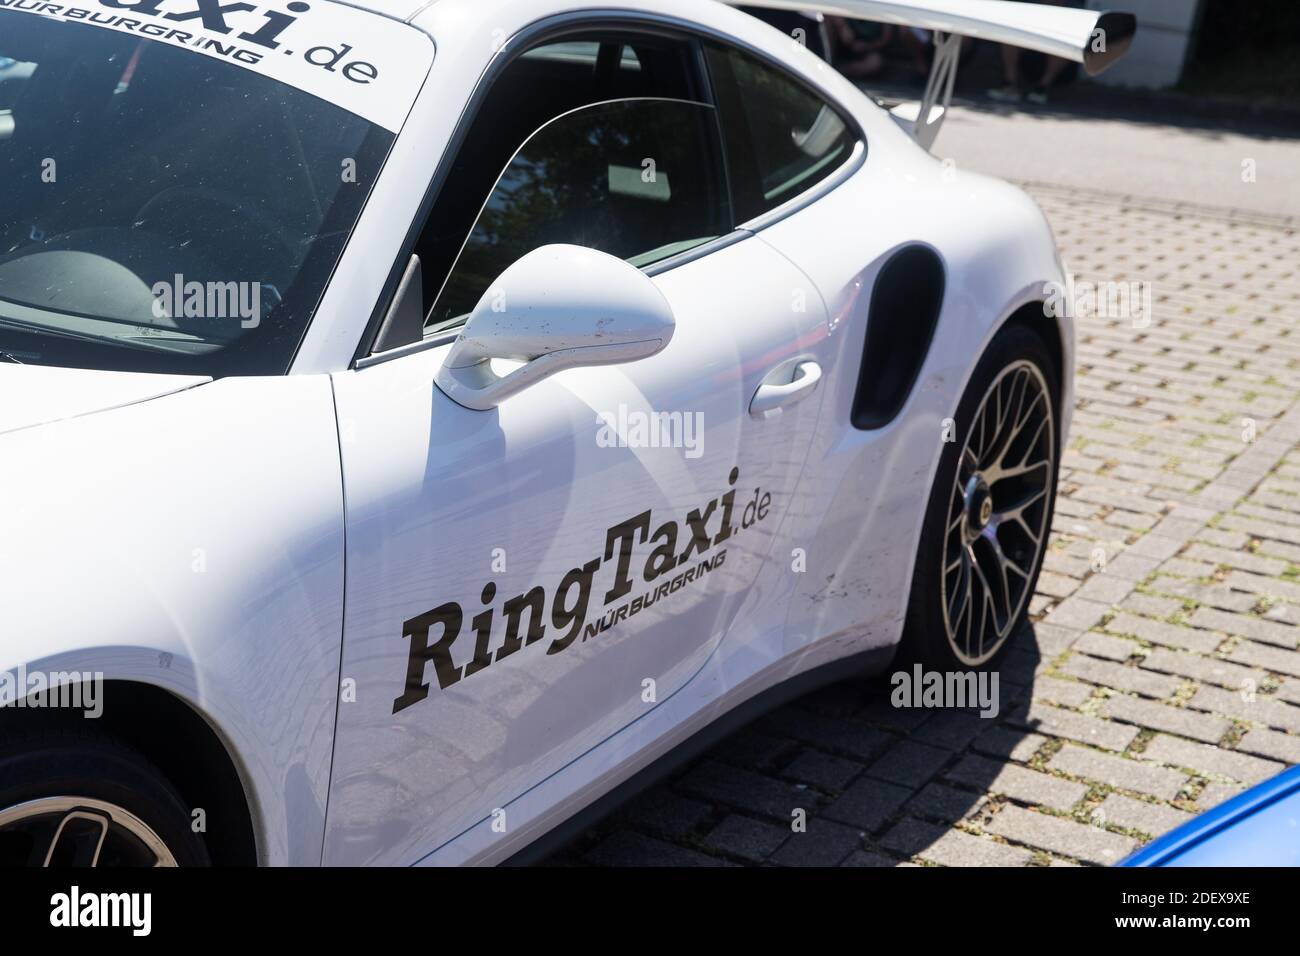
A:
[0, 374, 345, 865]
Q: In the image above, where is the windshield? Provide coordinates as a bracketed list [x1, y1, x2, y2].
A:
[0, 11, 398, 376]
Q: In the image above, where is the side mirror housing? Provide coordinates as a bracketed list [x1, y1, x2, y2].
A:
[434, 244, 675, 410]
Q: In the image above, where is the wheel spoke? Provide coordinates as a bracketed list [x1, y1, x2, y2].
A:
[964, 549, 981, 656]
[1013, 513, 1043, 550]
[43, 811, 109, 867]
[947, 551, 969, 619]
[967, 547, 998, 655]
[996, 484, 1048, 525]
[984, 370, 1024, 470]
[974, 535, 1012, 635]
[990, 456, 1049, 485]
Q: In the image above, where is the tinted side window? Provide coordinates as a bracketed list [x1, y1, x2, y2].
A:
[705, 44, 853, 222]
[409, 33, 705, 335]
[427, 98, 728, 331]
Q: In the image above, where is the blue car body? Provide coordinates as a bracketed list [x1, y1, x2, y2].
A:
[1121, 764, 1300, 866]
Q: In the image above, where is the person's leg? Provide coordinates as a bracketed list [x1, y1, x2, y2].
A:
[1001, 44, 1022, 86]
[1026, 49, 1071, 102]
[1025, 0, 1074, 102]
[1041, 56, 1070, 87]
[838, 50, 885, 79]
[898, 27, 931, 75]
[988, 45, 1023, 101]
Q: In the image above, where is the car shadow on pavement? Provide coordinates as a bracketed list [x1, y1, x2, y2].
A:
[544, 621, 1048, 866]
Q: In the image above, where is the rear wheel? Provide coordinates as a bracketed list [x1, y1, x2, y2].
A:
[903, 323, 1060, 669]
[0, 730, 209, 866]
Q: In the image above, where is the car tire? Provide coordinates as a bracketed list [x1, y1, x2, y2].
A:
[901, 321, 1061, 671]
[0, 729, 210, 866]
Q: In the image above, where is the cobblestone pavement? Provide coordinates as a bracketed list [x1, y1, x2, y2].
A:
[546, 183, 1300, 867]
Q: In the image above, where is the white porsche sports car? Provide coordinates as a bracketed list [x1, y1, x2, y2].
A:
[0, 0, 1134, 865]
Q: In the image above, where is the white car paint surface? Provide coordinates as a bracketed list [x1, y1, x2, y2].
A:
[0, 0, 1095, 865]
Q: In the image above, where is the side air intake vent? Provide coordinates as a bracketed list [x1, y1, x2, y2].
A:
[851, 245, 945, 430]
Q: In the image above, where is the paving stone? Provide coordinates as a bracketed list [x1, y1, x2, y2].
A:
[1227, 640, 1300, 678]
[855, 695, 933, 733]
[912, 710, 988, 751]
[1103, 613, 1224, 653]
[1139, 735, 1284, 785]
[865, 740, 952, 788]
[905, 783, 985, 824]
[703, 815, 790, 862]
[820, 776, 913, 833]
[1126, 534, 1186, 561]
[1059, 654, 1182, 699]
[1075, 573, 1136, 604]
[678, 760, 816, 820]
[1119, 592, 1183, 619]
[881, 817, 1032, 867]
[1096, 793, 1193, 837]
[1140, 648, 1266, 691]
[1195, 528, 1251, 550]
[1236, 727, 1300, 764]
[1196, 781, 1246, 808]
[985, 805, 1137, 865]
[1278, 679, 1300, 706]
[1032, 675, 1096, 707]
[1030, 623, 1083, 655]
[1037, 570, 1081, 598]
[585, 831, 731, 867]
[1184, 543, 1289, 577]
[1103, 552, 1163, 582]
[1099, 694, 1231, 743]
[1149, 577, 1259, 613]
[971, 726, 1048, 763]
[1190, 606, 1300, 649]
[620, 789, 714, 840]
[781, 751, 865, 793]
[1226, 569, 1300, 605]
[948, 753, 1088, 810]
[1188, 684, 1300, 732]
[770, 818, 864, 867]
[759, 708, 896, 761]
[1074, 631, 1142, 662]
[840, 850, 901, 867]
[1008, 702, 1140, 751]
[1048, 744, 1189, 799]
[1043, 595, 1112, 630]
[1152, 515, 1209, 542]
[712, 729, 799, 772]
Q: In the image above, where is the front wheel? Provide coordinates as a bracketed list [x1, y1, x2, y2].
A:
[903, 322, 1060, 670]
[0, 730, 210, 866]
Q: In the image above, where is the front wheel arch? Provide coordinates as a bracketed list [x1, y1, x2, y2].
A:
[1002, 301, 1067, 426]
[0, 680, 257, 866]
[900, 319, 1063, 670]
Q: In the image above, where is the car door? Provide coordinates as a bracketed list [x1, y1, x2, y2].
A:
[322, 30, 832, 865]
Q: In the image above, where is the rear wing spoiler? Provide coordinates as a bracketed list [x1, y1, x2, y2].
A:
[726, 0, 1137, 148]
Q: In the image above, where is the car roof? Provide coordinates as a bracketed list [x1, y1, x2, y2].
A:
[324, 0, 435, 23]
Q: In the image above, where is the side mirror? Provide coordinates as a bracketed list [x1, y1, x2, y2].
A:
[434, 244, 675, 410]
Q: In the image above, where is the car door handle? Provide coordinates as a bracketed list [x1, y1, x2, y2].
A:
[749, 360, 822, 418]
